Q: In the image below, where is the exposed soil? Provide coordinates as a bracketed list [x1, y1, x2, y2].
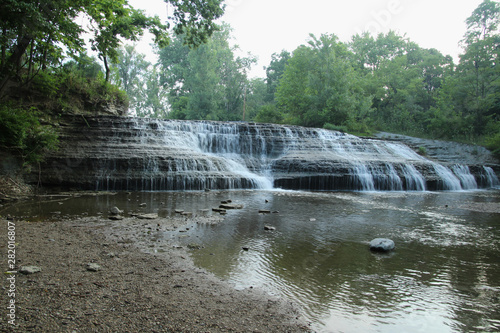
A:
[0, 215, 311, 332]
[0, 175, 34, 204]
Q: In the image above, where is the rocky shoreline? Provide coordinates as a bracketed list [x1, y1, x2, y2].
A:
[0, 215, 311, 332]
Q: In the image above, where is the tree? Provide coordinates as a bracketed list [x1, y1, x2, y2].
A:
[0, 0, 225, 97]
[86, 1, 169, 82]
[430, 0, 500, 140]
[111, 45, 151, 112]
[264, 50, 290, 103]
[275, 33, 372, 129]
[0, 0, 89, 96]
[158, 24, 255, 121]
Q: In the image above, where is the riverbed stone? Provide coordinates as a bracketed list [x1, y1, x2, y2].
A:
[86, 263, 101, 272]
[137, 213, 158, 220]
[219, 203, 244, 209]
[110, 206, 123, 215]
[369, 238, 395, 252]
[19, 265, 41, 274]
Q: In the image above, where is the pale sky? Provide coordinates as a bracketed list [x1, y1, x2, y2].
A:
[128, 0, 485, 78]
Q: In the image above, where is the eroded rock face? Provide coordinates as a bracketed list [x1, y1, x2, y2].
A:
[30, 115, 499, 192]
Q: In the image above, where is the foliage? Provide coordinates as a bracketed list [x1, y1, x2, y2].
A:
[0, 0, 225, 97]
[247, 0, 499, 155]
[158, 24, 255, 121]
[274, 33, 372, 129]
[0, 103, 58, 165]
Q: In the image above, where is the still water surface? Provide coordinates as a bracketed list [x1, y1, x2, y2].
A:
[3, 190, 500, 332]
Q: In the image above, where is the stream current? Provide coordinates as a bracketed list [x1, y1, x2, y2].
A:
[3, 189, 500, 332]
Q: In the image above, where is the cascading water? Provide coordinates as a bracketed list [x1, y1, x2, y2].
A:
[37, 116, 500, 192]
[452, 165, 478, 190]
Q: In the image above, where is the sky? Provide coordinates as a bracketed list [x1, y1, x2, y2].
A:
[127, 0, 485, 78]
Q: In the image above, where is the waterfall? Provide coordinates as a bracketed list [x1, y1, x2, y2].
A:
[400, 164, 426, 191]
[39, 116, 500, 192]
[432, 164, 462, 191]
[452, 165, 477, 190]
[483, 166, 500, 188]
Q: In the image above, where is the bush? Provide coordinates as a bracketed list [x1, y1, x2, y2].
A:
[486, 132, 500, 160]
[323, 123, 348, 133]
[0, 103, 58, 166]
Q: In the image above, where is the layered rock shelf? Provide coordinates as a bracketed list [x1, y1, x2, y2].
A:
[31, 115, 499, 192]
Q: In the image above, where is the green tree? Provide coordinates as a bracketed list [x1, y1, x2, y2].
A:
[111, 45, 151, 113]
[0, 0, 225, 96]
[264, 50, 290, 103]
[275, 34, 371, 129]
[0, 0, 89, 96]
[158, 25, 255, 121]
[430, 0, 500, 141]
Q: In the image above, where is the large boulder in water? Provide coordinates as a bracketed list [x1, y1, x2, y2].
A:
[370, 238, 395, 252]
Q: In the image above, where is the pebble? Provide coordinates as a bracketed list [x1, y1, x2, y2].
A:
[137, 213, 158, 220]
[110, 207, 123, 215]
[87, 263, 101, 272]
[19, 266, 42, 274]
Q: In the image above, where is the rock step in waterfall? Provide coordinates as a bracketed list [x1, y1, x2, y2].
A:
[33, 115, 500, 192]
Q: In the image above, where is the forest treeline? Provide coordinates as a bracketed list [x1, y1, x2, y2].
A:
[0, 0, 499, 166]
[115, 1, 500, 158]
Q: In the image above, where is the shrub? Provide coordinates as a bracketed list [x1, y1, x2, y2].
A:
[0, 103, 58, 166]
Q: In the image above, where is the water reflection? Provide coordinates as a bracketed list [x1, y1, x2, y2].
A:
[185, 190, 500, 332]
[2, 190, 499, 332]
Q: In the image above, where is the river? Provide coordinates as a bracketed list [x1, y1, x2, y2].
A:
[2, 189, 500, 332]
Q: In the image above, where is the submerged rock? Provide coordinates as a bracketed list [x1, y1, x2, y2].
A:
[369, 238, 395, 252]
[220, 203, 244, 209]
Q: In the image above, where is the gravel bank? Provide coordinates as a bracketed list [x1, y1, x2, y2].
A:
[0, 216, 311, 332]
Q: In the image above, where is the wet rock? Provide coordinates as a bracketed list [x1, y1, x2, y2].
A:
[242, 247, 250, 251]
[137, 213, 158, 220]
[264, 226, 276, 231]
[86, 263, 101, 272]
[175, 209, 184, 214]
[19, 266, 41, 274]
[219, 203, 243, 209]
[139, 203, 147, 207]
[212, 207, 226, 213]
[109, 215, 124, 220]
[259, 210, 271, 214]
[370, 238, 395, 252]
[110, 207, 123, 215]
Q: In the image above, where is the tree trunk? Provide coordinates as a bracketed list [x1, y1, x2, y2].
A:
[0, 34, 33, 98]
[104, 56, 110, 82]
